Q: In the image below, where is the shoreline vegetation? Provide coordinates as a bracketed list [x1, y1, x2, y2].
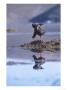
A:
[7, 29, 16, 33]
[19, 40, 60, 52]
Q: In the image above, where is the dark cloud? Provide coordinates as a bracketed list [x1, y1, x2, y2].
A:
[7, 4, 54, 31]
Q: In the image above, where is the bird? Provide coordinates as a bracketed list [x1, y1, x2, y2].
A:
[32, 23, 45, 39]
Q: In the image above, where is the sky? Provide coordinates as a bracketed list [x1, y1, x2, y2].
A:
[7, 4, 60, 32]
[7, 4, 56, 32]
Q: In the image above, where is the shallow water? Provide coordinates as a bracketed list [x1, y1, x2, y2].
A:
[7, 33, 60, 86]
[7, 32, 60, 46]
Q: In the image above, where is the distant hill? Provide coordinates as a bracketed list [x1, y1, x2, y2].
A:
[29, 4, 60, 23]
[7, 4, 60, 32]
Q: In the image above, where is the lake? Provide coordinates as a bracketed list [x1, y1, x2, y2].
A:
[7, 33, 60, 86]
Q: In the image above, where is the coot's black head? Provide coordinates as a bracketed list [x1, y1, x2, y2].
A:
[32, 23, 43, 29]
[32, 24, 38, 29]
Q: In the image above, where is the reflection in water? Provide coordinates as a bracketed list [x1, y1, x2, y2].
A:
[7, 61, 32, 65]
[7, 39, 60, 86]
[7, 47, 60, 68]
[32, 53, 45, 70]
[7, 46, 60, 86]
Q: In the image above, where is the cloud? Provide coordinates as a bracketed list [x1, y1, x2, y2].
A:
[7, 4, 55, 31]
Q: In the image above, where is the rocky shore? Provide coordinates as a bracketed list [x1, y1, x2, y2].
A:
[19, 40, 60, 52]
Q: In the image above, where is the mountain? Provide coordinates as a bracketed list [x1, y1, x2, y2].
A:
[29, 4, 60, 23]
[7, 4, 60, 32]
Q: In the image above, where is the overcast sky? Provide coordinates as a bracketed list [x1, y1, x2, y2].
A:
[7, 4, 55, 31]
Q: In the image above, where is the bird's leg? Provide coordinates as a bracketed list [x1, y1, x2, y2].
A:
[40, 36, 41, 40]
[32, 31, 36, 38]
[40, 53, 42, 57]
[41, 36, 43, 41]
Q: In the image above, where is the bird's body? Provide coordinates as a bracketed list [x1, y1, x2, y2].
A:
[32, 23, 45, 39]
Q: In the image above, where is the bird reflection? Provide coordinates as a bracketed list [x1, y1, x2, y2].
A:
[32, 53, 45, 70]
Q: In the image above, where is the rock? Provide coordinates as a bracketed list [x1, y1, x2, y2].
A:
[19, 40, 60, 52]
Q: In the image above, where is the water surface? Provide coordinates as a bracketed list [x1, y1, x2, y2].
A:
[7, 33, 60, 86]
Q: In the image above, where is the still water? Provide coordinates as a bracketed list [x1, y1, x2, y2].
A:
[7, 33, 60, 86]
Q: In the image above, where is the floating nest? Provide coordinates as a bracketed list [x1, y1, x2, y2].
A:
[19, 40, 60, 53]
